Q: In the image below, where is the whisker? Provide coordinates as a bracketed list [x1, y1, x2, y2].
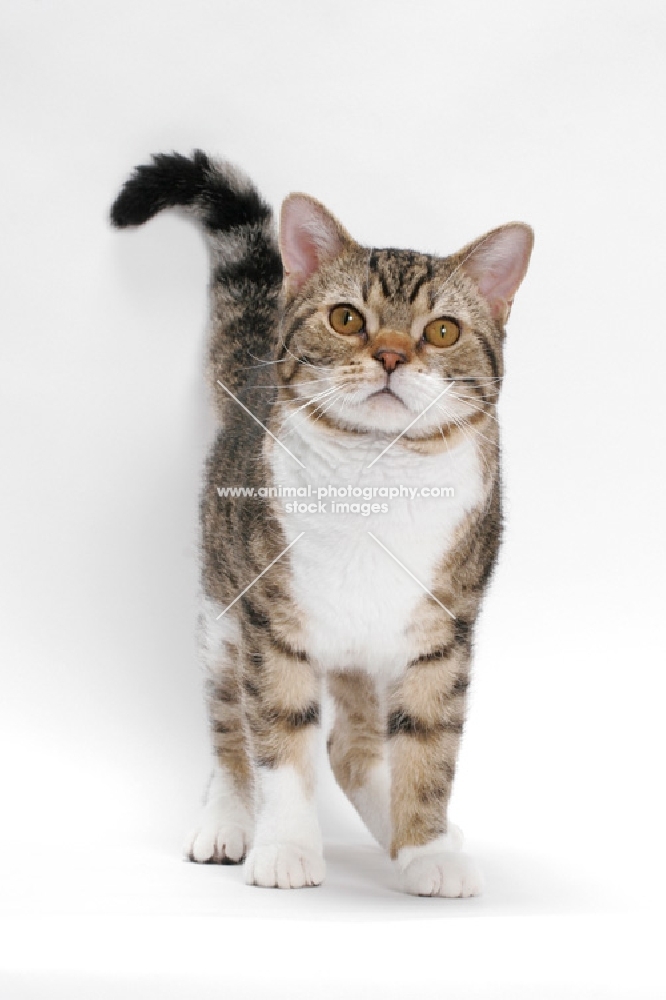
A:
[451, 410, 497, 453]
[449, 393, 499, 424]
[236, 352, 289, 370]
[281, 345, 334, 375]
[278, 382, 353, 426]
[449, 408, 498, 450]
[282, 374, 347, 386]
[311, 388, 345, 424]
[409, 370, 500, 419]
[429, 400, 494, 478]
[279, 387, 346, 439]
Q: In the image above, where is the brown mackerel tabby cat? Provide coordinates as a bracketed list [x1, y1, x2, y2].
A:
[111, 152, 533, 896]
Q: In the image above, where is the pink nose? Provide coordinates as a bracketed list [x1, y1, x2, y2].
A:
[373, 348, 407, 373]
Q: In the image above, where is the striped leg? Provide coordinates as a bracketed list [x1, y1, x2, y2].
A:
[326, 670, 391, 850]
[242, 631, 325, 889]
[185, 602, 254, 864]
[388, 649, 482, 897]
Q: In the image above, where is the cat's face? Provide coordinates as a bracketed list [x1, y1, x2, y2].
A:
[276, 196, 533, 438]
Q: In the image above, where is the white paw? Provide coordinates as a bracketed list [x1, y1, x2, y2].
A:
[244, 844, 326, 889]
[186, 768, 254, 864]
[401, 852, 483, 897]
[184, 821, 250, 864]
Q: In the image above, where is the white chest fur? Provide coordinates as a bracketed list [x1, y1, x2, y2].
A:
[270, 417, 484, 678]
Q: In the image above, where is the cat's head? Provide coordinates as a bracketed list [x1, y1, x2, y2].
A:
[275, 194, 533, 438]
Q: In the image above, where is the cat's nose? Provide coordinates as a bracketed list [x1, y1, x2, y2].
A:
[373, 348, 407, 373]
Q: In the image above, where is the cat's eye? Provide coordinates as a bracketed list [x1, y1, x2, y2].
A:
[423, 317, 461, 348]
[329, 304, 365, 336]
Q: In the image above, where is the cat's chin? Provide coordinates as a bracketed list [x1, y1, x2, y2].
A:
[327, 395, 423, 436]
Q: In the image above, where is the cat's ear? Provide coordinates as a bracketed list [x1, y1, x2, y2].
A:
[279, 194, 352, 294]
[456, 223, 534, 324]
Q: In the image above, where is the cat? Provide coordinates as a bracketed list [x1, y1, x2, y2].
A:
[111, 151, 533, 896]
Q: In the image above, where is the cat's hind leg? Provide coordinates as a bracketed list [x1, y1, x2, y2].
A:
[185, 599, 254, 864]
[326, 668, 465, 864]
[326, 670, 393, 851]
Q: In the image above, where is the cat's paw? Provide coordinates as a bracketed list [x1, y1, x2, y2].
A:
[184, 820, 250, 864]
[400, 852, 483, 897]
[185, 768, 254, 864]
[244, 844, 326, 888]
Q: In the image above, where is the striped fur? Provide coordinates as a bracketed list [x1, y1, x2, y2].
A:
[111, 152, 532, 895]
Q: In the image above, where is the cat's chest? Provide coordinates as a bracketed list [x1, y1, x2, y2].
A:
[269, 427, 484, 677]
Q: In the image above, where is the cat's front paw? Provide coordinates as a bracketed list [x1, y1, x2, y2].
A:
[400, 852, 483, 898]
[244, 844, 326, 889]
[184, 820, 250, 864]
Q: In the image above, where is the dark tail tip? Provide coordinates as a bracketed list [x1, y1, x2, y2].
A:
[110, 150, 211, 228]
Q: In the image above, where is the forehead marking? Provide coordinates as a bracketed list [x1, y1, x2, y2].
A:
[408, 257, 433, 305]
[367, 248, 441, 318]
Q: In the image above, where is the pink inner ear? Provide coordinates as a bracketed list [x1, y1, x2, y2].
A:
[280, 195, 346, 291]
[462, 224, 533, 320]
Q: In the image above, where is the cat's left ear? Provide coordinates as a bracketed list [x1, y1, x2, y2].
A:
[457, 223, 534, 324]
[279, 194, 353, 295]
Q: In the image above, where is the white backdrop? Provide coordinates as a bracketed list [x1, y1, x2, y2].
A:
[1, 1, 665, 997]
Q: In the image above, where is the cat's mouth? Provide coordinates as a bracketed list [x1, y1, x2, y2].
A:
[365, 385, 407, 406]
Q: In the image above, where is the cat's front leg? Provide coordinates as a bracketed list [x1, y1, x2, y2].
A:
[389, 641, 483, 897]
[242, 624, 325, 889]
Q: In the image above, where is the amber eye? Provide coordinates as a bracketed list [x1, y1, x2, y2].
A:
[423, 317, 461, 348]
[329, 304, 365, 336]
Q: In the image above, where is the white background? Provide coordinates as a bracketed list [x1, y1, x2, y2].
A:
[2, 1, 665, 996]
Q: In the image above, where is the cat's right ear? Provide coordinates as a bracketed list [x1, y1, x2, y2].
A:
[279, 194, 352, 295]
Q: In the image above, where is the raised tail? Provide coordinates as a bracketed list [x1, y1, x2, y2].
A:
[110, 151, 283, 411]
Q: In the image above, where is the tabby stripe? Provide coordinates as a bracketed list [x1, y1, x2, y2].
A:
[244, 597, 309, 642]
[212, 685, 239, 704]
[387, 711, 464, 737]
[212, 722, 235, 735]
[451, 375, 489, 403]
[242, 597, 270, 630]
[368, 249, 391, 298]
[268, 632, 309, 662]
[264, 702, 320, 728]
[475, 330, 500, 379]
[278, 305, 320, 366]
[283, 356, 310, 385]
[418, 784, 448, 804]
[214, 242, 282, 289]
[408, 265, 431, 304]
[461, 549, 495, 594]
[454, 618, 472, 645]
[408, 643, 455, 666]
[407, 273, 426, 304]
[243, 677, 260, 698]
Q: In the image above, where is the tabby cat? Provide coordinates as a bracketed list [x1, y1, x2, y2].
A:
[111, 151, 533, 896]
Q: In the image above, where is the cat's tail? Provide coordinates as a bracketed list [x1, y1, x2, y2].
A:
[110, 150, 283, 405]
